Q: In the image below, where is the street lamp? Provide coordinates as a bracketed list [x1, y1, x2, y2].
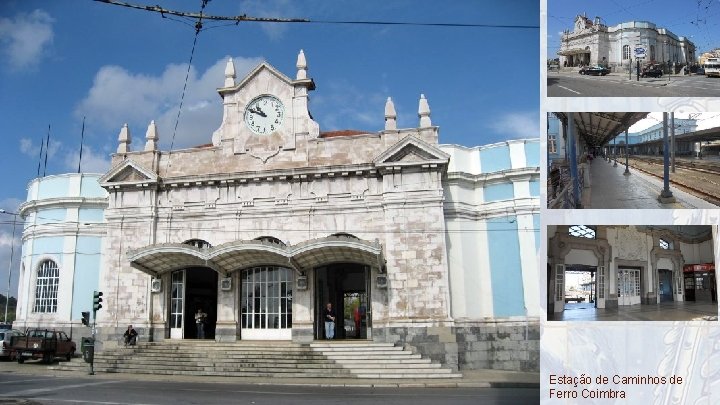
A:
[0, 209, 18, 324]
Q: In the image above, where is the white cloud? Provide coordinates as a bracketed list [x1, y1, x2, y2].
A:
[63, 145, 111, 174]
[488, 111, 539, 139]
[75, 56, 262, 149]
[0, 9, 54, 70]
[18, 136, 61, 160]
[19, 138, 110, 175]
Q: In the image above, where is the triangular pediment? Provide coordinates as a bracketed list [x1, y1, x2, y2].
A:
[99, 159, 158, 187]
[374, 136, 450, 167]
[220, 62, 294, 94]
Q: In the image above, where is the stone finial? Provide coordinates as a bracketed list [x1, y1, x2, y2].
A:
[144, 120, 159, 151]
[296, 49, 307, 80]
[117, 123, 131, 153]
[384, 97, 397, 131]
[224, 57, 236, 87]
[418, 94, 431, 128]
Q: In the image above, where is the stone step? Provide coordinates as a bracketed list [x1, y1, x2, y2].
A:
[323, 354, 421, 360]
[309, 342, 395, 347]
[355, 373, 464, 379]
[309, 346, 404, 352]
[96, 352, 329, 360]
[98, 369, 351, 378]
[339, 362, 439, 369]
[97, 364, 347, 373]
[98, 360, 341, 369]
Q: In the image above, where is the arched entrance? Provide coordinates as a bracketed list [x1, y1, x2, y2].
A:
[314, 263, 370, 340]
[169, 267, 218, 339]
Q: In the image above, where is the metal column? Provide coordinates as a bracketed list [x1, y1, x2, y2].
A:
[659, 112, 675, 202]
[624, 129, 630, 175]
[670, 112, 676, 173]
[567, 112, 581, 208]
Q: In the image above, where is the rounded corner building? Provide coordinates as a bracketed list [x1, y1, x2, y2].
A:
[13, 51, 540, 375]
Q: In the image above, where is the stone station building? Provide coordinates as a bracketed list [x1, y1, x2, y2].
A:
[14, 51, 540, 372]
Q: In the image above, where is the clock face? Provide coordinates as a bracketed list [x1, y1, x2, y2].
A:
[244, 95, 284, 135]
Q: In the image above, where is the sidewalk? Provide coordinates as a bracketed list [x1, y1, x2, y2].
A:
[584, 158, 716, 209]
[0, 360, 539, 389]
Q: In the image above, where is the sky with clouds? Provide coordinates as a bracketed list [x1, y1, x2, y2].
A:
[0, 0, 538, 298]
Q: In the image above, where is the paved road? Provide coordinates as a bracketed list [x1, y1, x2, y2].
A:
[547, 71, 720, 97]
[0, 373, 539, 405]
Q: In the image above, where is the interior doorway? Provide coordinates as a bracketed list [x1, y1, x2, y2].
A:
[563, 266, 596, 310]
[658, 269, 673, 302]
[315, 264, 370, 340]
[617, 267, 641, 306]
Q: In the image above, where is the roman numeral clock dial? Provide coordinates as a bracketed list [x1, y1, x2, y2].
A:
[244, 95, 285, 135]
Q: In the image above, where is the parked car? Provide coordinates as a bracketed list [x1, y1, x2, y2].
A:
[641, 66, 663, 78]
[579, 65, 610, 76]
[0, 329, 25, 360]
[11, 329, 76, 363]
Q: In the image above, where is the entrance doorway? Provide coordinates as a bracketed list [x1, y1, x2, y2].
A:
[315, 264, 370, 340]
[618, 268, 641, 306]
[169, 267, 218, 339]
[658, 269, 673, 302]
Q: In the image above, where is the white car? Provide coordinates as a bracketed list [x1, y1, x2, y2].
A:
[0, 329, 25, 360]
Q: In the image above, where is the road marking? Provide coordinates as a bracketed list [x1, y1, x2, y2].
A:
[0, 380, 121, 397]
[557, 85, 581, 95]
[28, 399, 158, 405]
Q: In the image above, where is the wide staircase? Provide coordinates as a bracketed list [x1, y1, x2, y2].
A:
[55, 340, 461, 379]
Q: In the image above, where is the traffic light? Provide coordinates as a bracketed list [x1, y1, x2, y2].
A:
[93, 291, 103, 311]
[81, 311, 90, 326]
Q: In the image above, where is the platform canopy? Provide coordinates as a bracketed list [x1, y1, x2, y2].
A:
[634, 125, 720, 146]
[554, 112, 649, 147]
[127, 235, 384, 277]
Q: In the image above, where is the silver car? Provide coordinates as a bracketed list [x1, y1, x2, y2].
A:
[1, 329, 25, 360]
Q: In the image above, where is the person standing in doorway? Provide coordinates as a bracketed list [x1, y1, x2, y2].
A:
[324, 302, 336, 340]
[195, 308, 207, 339]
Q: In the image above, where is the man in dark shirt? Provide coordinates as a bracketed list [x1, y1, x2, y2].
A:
[123, 325, 138, 347]
[323, 302, 336, 339]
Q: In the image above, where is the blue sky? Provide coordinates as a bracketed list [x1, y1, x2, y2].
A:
[548, 0, 720, 57]
[0, 0, 539, 298]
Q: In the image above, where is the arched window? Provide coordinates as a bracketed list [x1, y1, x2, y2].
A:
[183, 239, 211, 249]
[254, 236, 286, 246]
[330, 232, 359, 239]
[569, 225, 596, 239]
[34, 260, 59, 313]
[623, 45, 630, 60]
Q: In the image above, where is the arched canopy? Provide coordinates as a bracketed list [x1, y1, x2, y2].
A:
[127, 236, 384, 277]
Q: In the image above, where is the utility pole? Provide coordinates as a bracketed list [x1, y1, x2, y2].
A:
[624, 129, 630, 175]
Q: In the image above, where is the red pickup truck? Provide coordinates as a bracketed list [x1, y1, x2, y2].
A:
[11, 329, 76, 364]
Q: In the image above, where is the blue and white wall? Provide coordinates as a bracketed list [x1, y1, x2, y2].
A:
[15, 174, 107, 328]
[441, 139, 540, 321]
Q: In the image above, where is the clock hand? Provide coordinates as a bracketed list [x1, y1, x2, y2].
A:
[255, 106, 267, 117]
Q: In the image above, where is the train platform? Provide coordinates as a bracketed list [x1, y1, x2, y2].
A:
[583, 157, 718, 209]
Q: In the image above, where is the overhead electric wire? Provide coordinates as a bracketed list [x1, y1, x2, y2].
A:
[93, 0, 539, 30]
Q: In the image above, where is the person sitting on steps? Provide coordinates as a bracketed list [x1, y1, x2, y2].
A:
[123, 325, 138, 347]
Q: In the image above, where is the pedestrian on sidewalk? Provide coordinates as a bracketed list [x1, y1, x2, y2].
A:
[324, 302, 336, 339]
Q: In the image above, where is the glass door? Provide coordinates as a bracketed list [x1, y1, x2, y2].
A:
[170, 270, 185, 339]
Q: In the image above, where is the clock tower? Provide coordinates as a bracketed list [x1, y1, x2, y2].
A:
[211, 50, 319, 162]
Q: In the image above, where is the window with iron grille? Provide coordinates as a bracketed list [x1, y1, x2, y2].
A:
[569, 225, 596, 239]
[34, 260, 59, 313]
[659, 238, 670, 250]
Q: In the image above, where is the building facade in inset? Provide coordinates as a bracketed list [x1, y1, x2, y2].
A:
[548, 225, 716, 318]
[558, 14, 696, 70]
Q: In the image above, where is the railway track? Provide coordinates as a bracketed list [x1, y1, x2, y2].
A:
[626, 157, 720, 206]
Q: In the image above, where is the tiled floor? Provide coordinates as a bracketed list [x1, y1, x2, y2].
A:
[548, 301, 718, 321]
[585, 158, 717, 209]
